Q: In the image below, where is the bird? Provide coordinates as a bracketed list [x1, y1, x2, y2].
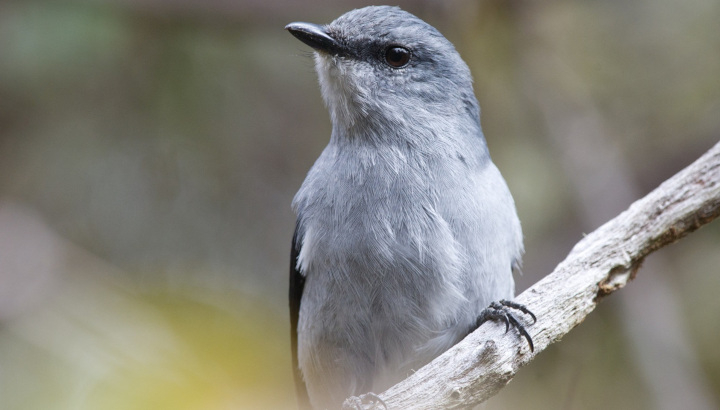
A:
[286, 6, 534, 409]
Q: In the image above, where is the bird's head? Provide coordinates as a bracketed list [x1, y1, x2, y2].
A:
[286, 6, 481, 144]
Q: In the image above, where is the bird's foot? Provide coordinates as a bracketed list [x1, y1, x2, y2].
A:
[342, 392, 387, 410]
[475, 299, 537, 352]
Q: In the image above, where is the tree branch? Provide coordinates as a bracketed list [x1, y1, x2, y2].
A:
[344, 141, 720, 409]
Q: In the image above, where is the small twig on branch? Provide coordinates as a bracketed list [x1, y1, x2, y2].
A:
[344, 141, 720, 409]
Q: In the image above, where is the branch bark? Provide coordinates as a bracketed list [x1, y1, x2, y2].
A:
[344, 141, 720, 409]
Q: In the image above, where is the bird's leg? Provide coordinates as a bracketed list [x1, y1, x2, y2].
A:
[342, 392, 387, 410]
[474, 299, 537, 352]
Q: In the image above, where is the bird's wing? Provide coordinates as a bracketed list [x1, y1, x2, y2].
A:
[289, 224, 311, 409]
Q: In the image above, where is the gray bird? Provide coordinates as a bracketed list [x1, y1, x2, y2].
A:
[286, 6, 534, 409]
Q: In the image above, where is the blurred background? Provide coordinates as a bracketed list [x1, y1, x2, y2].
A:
[0, 0, 719, 409]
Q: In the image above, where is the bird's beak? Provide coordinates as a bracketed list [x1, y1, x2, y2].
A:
[285, 22, 342, 55]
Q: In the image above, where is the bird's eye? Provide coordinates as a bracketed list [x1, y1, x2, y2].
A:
[384, 46, 411, 68]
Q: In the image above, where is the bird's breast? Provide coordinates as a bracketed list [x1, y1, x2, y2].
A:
[295, 150, 474, 352]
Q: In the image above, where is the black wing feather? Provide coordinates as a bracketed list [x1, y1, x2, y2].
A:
[289, 225, 311, 409]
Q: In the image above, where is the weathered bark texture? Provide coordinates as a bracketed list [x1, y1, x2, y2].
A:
[344, 141, 720, 409]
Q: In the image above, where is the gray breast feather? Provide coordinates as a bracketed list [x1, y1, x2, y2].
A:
[293, 142, 522, 398]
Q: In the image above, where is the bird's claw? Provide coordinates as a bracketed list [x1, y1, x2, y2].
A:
[475, 299, 536, 352]
[342, 392, 387, 410]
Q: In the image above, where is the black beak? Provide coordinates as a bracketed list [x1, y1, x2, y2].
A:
[285, 22, 342, 55]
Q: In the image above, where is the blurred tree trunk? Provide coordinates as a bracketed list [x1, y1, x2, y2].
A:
[515, 4, 719, 410]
